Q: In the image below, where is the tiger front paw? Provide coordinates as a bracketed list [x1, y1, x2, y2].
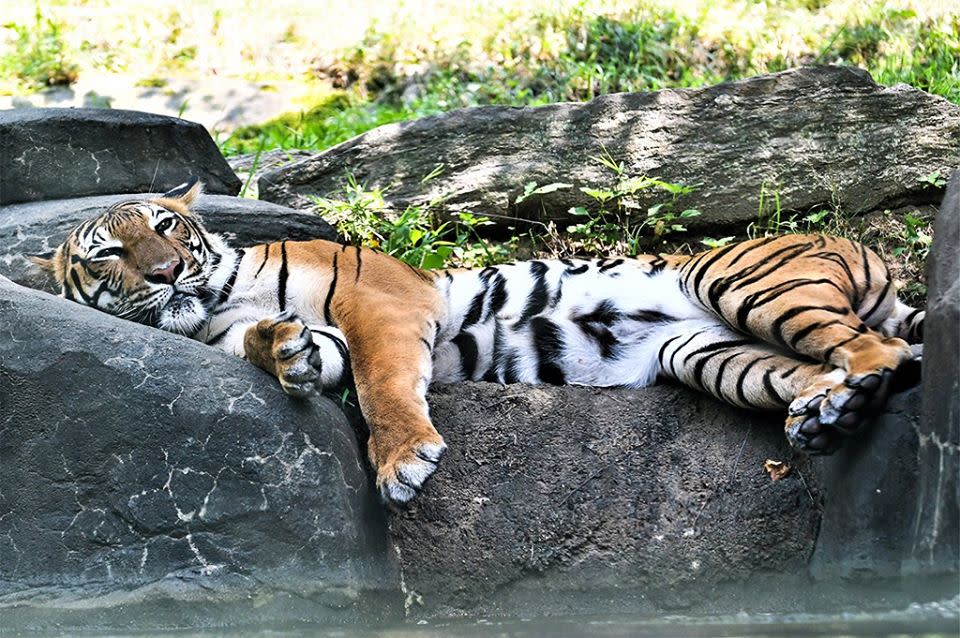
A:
[369, 430, 447, 506]
[244, 312, 323, 398]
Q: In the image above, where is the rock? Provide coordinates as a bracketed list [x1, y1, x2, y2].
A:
[0, 108, 241, 205]
[259, 67, 960, 232]
[0, 276, 400, 631]
[0, 194, 339, 294]
[388, 382, 824, 618]
[909, 169, 960, 574]
[809, 389, 923, 580]
[228, 149, 314, 200]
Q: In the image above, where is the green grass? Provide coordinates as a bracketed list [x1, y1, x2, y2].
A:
[214, 1, 959, 156]
[0, 5, 78, 92]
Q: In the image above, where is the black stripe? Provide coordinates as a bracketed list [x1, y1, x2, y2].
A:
[735, 355, 774, 408]
[727, 236, 776, 268]
[255, 244, 271, 277]
[277, 242, 289, 311]
[859, 279, 892, 323]
[312, 330, 350, 385]
[599, 258, 624, 273]
[462, 284, 488, 328]
[69, 269, 94, 305]
[419, 337, 433, 352]
[323, 253, 339, 325]
[452, 332, 479, 380]
[566, 263, 589, 275]
[667, 331, 704, 377]
[657, 334, 685, 371]
[689, 339, 754, 390]
[713, 351, 742, 403]
[822, 333, 860, 363]
[811, 251, 859, 303]
[354, 245, 363, 283]
[772, 305, 848, 348]
[781, 365, 801, 379]
[207, 323, 236, 345]
[735, 278, 839, 331]
[530, 316, 566, 385]
[860, 243, 872, 305]
[628, 310, 674, 323]
[216, 249, 244, 306]
[789, 319, 844, 348]
[761, 368, 787, 406]
[487, 274, 508, 320]
[685, 243, 738, 302]
[706, 243, 812, 317]
[517, 261, 549, 326]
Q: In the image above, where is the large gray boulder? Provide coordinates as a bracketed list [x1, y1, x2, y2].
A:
[0, 193, 338, 293]
[259, 67, 960, 231]
[910, 169, 960, 574]
[0, 277, 400, 631]
[0, 109, 242, 205]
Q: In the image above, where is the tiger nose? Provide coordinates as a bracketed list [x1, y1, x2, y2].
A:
[145, 258, 183, 285]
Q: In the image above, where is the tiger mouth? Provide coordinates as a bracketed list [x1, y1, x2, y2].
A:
[165, 291, 199, 312]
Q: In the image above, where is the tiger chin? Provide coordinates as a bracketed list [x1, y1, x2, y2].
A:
[30, 178, 925, 507]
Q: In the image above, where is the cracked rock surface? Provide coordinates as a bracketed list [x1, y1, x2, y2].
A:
[0, 108, 241, 205]
[0, 278, 399, 631]
[259, 67, 960, 230]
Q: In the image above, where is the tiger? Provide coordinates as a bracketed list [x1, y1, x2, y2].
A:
[30, 178, 925, 506]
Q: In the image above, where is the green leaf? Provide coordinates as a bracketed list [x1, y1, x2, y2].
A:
[679, 209, 701, 218]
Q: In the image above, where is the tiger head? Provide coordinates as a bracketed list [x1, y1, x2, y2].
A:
[31, 178, 234, 336]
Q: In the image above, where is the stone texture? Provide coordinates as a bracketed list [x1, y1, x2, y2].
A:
[389, 382, 824, 619]
[0, 193, 339, 293]
[810, 389, 923, 580]
[259, 67, 960, 231]
[0, 276, 399, 631]
[0, 108, 241, 205]
[909, 169, 960, 574]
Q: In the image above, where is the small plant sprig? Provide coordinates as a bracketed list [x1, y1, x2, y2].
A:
[309, 174, 512, 270]
[520, 147, 702, 256]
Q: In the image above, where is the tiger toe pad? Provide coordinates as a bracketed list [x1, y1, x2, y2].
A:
[376, 440, 447, 507]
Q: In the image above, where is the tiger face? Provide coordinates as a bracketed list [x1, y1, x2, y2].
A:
[31, 179, 225, 335]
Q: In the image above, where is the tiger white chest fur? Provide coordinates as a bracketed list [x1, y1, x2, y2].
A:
[431, 258, 713, 386]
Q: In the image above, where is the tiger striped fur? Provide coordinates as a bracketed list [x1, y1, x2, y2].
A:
[31, 179, 924, 505]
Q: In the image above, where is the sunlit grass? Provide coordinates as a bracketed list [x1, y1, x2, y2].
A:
[3, 0, 957, 151]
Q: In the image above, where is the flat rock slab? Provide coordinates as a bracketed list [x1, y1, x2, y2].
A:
[0, 277, 399, 631]
[0, 193, 339, 293]
[0, 108, 241, 205]
[259, 67, 960, 230]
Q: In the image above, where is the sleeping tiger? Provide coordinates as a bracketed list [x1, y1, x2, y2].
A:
[31, 178, 924, 505]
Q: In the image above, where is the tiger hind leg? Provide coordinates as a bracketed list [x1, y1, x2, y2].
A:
[658, 321, 851, 453]
[688, 240, 919, 443]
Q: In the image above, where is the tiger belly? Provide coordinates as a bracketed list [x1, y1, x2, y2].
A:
[431, 258, 714, 386]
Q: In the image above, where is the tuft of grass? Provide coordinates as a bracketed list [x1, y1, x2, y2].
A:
[0, 5, 79, 92]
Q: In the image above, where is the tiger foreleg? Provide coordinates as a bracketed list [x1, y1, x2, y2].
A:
[339, 308, 447, 507]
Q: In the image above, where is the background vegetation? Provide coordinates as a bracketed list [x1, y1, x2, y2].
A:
[2, 0, 955, 301]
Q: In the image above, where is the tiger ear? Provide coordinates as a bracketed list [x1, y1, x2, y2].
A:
[29, 248, 65, 282]
[162, 177, 203, 208]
